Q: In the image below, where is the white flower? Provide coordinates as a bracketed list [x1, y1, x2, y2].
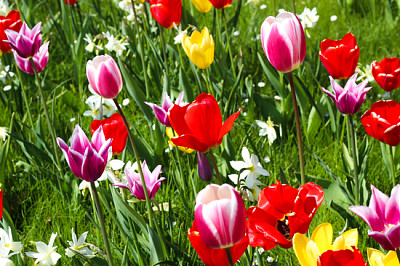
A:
[65, 229, 95, 258]
[173, 23, 187, 44]
[260, 4, 267, 9]
[356, 63, 374, 82]
[118, 1, 144, 23]
[26, 233, 61, 266]
[274, 95, 281, 101]
[330, 15, 337, 21]
[83, 85, 117, 119]
[3, 85, 11, 91]
[84, 34, 103, 53]
[257, 82, 265, 87]
[298, 7, 319, 29]
[103, 31, 129, 56]
[0, 127, 7, 142]
[122, 98, 130, 106]
[0, 0, 10, 17]
[0, 258, 13, 266]
[255, 117, 277, 145]
[233, 31, 240, 36]
[0, 227, 22, 255]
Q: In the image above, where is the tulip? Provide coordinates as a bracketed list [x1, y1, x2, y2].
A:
[4, 22, 42, 58]
[64, 0, 78, 4]
[114, 161, 165, 200]
[208, 0, 232, 9]
[260, 11, 306, 73]
[86, 55, 123, 99]
[145, 91, 185, 127]
[317, 247, 367, 266]
[13, 41, 49, 75]
[168, 93, 241, 153]
[188, 220, 249, 266]
[293, 223, 358, 266]
[194, 184, 246, 249]
[91, 113, 128, 155]
[0, 189, 3, 220]
[197, 152, 213, 182]
[371, 57, 400, 91]
[149, 0, 181, 29]
[319, 33, 359, 80]
[349, 184, 400, 251]
[321, 73, 371, 114]
[57, 125, 111, 182]
[246, 181, 324, 250]
[190, 0, 212, 13]
[361, 100, 400, 146]
[166, 127, 194, 153]
[0, 10, 22, 54]
[367, 248, 399, 266]
[182, 27, 214, 69]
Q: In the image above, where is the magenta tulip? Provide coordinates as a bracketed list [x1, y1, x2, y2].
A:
[260, 11, 306, 73]
[86, 54, 123, 99]
[4, 21, 42, 58]
[145, 91, 185, 127]
[57, 125, 111, 182]
[13, 41, 49, 74]
[194, 184, 246, 249]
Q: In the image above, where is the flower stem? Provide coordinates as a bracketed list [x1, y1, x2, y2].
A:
[389, 145, 396, 187]
[15, 66, 34, 129]
[272, 0, 276, 14]
[291, 0, 296, 14]
[203, 69, 212, 94]
[90, 182, 114, 266]
[113, 98, 154, 227]
[225, 248, 234, 266]
[348, 114, 359, 205]
[288, 72, 305, 185]
[222, 8, 236, 78]
[159, 24, 169, 94]
[209, 150, 222, 185]
[396, 248, 400, 264]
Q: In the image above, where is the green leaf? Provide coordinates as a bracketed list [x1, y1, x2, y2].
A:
[148, 225, 165, 265]
[179, 68, 194, 102]
[257, 53, 281, 96]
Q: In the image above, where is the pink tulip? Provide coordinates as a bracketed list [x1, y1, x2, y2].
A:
[194, 184, 246, 249]
[86, 54, 123, 99]
[4, 21, 42, 58]
[13, 41, 49, 74]
[260, 11, 306, 73]
[145, 91, 185, 127]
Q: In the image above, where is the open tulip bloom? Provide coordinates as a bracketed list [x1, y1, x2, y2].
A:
[4, 22, 42, 58]
[367, 248, 399, 265]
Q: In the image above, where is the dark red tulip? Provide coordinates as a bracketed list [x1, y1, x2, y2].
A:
[64, 0, 78, 5]
[319, 33, 359, 80]
[0, 10, 22, 53]
[91, 113, 128, 155]
[317, 247, 367, 266]
[209, 0, 232, 9]
[150, 0, 181, 29]
[371, 57, 400, 91]
[246, 181, 324, 250]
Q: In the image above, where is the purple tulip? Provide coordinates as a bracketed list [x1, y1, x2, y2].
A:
[114, 161, 165, 200]
[197, 152, 213, 182]
[4, 22, 42, 58]
[145, 91, 185, 127]
[260, 11, 306, 73]
[349, 184, 400, 251]
[13, 41, 49, 75]
[194, 184, 246, 249]
[57, 125, 111, 182]
[321, 73, 372, 114]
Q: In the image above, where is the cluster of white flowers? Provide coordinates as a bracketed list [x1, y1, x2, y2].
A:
[118, 0, 145, 23]
[0, 0, 10, 17]
[356, 63, 374, 83]
[83, 85, 116, 119]
[103, 31, 129, 56]
[298, 7, 319, 38]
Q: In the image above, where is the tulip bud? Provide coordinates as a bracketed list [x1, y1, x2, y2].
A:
[4, 22, 42, 58]
[86, 54, 123, 99]
[260, 11, 306, 73]
[197, 152, 213, 182]
[182, 27, 214, 70]
[190, 0, 212, 13]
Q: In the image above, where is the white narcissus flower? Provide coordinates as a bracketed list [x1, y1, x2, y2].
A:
[0, 127, 7, 141]
[298, 7, 319, 29]
[83, 85, 118, 119]
[65, 229, 95, 258]
[83, 34, 103, 53]
[173, 23, 187, 44]
[103, 31, 128, 56]
[26, 233, 61, 266]
[255, 117, 277, 146]
[0, 258, 13, 266]
[0, 227, 22, 255]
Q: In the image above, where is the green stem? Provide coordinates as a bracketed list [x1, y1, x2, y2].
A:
[203, 69, 211, 94]
[209, 150, 222, 185]
[222, 8, 236, 78]
[90, 182, 114, 266]
[256, 248, 264, 266]
[225, 248, 234, 266]
[292, 0, 296, 14]
[389, 145, 396, 187]
[159, 24, 169, 94]
[15, 66, 34, 129]
[396, 248, 400, 264]
[288, 72, 305, 185]
[272, 0, 276, 14]
[348, 114, 359, 205]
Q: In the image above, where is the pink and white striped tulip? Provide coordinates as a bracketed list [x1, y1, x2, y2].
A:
[260, 11, 306, 73]
[13, 41, 49, 74]
[86, 54, 123, 99]
[4, 22, 42, 58]
[194, 184, 246, 249]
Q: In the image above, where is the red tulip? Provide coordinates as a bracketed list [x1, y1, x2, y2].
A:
[371, 57, 400, 91]
[0, 189, 3, 220]
[64, 0, 78, 4]
[246, 180, 324, 250]
[319, 33, 359, 80]
[188, 220, 249, 266]
[361, 100, 400, 146]
[150, 0, 181, 29]
[317, 247, 367, 266]
[209, 0, 232, 9]
[0, 10, 22, 53]
[91, 113, 128, 155]
[168, 93, 241, 153]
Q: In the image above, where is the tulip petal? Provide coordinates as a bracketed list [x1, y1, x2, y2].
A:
[171, 134, 209, 153]
[293, 233, 312, 266]
[349, 206, 384, 232]
[218, 109, 241, 145]
[341, 228, 358, 248]
[311, 223, 332, 254]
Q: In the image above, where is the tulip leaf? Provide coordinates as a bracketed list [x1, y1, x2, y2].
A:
[148, 225, 166, 265]
[257, 53, 281, 95]
[179, 68, 194, 102]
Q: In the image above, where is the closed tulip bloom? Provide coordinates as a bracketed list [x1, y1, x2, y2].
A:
[86, 54, 123, 99]
[0, 10, 22, 53]
[168, 93, 241, 153]
[260, 11, 306, 73]
[361, 100, 400, 146]
[371, 57, 400, 91]
[367, 248, 399, 266]
[197, 152, 213, 182]
[150, 0, 181, 29]
[182, 27, 214, 69]
[64, 0, 78, 4]
[319, 33, 359, 80]
[4, 21, 42, 58]
[13, 41, 49, 75]
[321, 73, 372, 114]
[190, 0, 212, 12]
[57, 125, 112, 182]
[317, 247, 367, 266]
[208, 0, 232, 9]
[145, 91, 185, 127]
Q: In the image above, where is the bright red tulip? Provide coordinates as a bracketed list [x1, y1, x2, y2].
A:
[91, 113, 128, 155]
[317, 247, 367, 266]
[361, 100, 400, 146]
[188, 220, 249, 266]
[0, 10, 22, 53]
[319, 33, 359, 80]
[246, 180, 324, 250]
[208, 0, 232, 9]
[371, 57, 400, 91]
[150, 0, 181, 29]
[0, 189, 3, 220]
[168, 93, 241, 153]
[64, 0, 78, 4]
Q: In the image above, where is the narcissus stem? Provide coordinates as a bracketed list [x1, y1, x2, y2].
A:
[389, 145, 396, 187]
[288, 72, 305, 185]
[225, 248, 234, 266]
[222, 8, 236, 78]
[209, 150, 222, 185]
[348, 114, 359, 205]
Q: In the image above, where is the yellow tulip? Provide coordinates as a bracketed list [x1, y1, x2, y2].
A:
[166, 127, 194, 154]
[367, 248, 399, 266]
[190, 0, 212, 13]
[293, 223, 358, 266]
[182, 27, 214, 69]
